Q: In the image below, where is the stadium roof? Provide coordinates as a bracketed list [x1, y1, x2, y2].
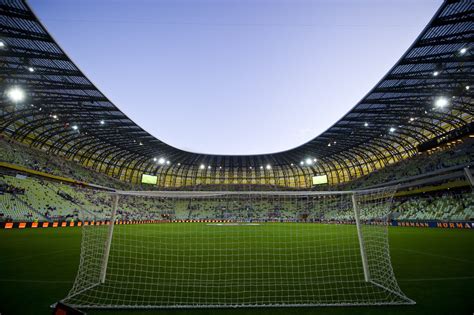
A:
[0, 0, 472, 186]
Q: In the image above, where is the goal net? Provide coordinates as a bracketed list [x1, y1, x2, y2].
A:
[60, 187, 414, 308]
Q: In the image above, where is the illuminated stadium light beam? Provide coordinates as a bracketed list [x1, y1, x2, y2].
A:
[466, 86, 470, 90]
[158, 158, 165, 165]
[6, 86, 26, 102]
[266, 164, 271, 170]
[153, 158, 157, 162]
[200, 164, 205, 169]
[300, 161, 304, 166]
[100, 120, 105, 125]
[27, 67, 35, 73]
[389, 127, 396, 133]
[434, 97, 449, 108]
[460, 47, 467, 54]
[305, 158, 313, 165]
[364, 122, 369, 127]
[166, 160, 170, 165]
[0, 41, 5, 48]
[72, 125, 78, 131]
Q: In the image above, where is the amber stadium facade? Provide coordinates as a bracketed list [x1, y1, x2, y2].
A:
[0, 0, 472, 188]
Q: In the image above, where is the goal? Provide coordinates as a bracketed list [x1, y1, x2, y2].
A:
[60, 187, 414, 308]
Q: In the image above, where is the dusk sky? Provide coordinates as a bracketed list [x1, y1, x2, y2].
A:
[29, 0, 441, 155]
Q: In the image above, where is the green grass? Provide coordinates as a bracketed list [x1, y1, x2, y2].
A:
[0, 225, 473, 315]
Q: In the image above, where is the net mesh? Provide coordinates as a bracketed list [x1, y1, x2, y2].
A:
[62, 187, 414, 308]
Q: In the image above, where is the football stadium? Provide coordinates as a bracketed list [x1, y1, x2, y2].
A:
[0, 0, 473, 314]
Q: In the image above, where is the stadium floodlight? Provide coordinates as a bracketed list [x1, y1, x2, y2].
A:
[200, 164, 205, 169]
[466, 86, 470, 90]
[389, 127, 396, 133]
[313, 158, 317, 162]
[300, 161, 304, 166]
[327, 143, 331, 147]
[0, 41, 5, 48]
[139, 142, 143, 146]
[305, 158, 313, 165]
[177, 163, 181, 166]
[100, 120, 105, 125]
[434, 97, 449, 108]
[364, 122, 369, 127]
[158, 158, 165, 165]
[260, 166, 263, 170]
[153, 158, 157, 162]
[432, 71, 439, 76]
[266, 164, 271, 170]
[72, 125, 78, 131]
[52, 114, 58, 119]
[6, 86, 25, 102]
[459, 47, 467, 55]
[27, 67, 35, 73]
[409, 117, 415, 122]
[208, 165, 211, 169]
[166, 160, 170, 165]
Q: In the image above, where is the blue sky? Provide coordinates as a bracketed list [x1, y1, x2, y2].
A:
[29, 0, 441, 155]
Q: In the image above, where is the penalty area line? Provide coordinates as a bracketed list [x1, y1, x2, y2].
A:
[398, 275, 474, 282]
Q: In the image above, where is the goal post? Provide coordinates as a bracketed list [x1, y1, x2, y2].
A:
[99, 193, 119, 284]
[61, 187, 414, 308]
[351, 193, 370, 283]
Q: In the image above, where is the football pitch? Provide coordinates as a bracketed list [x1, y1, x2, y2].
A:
[0, 225, 472, 315]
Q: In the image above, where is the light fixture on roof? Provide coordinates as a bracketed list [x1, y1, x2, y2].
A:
[327, 143, 331, 147]
[266, 164, 271, 170]
[409, 117, 415, 122]
[52, 114, 58, 119]
[249, 166, 253, 169]
[208, 165, 211, 169]
[466, 86, 470, 90]
[219, 166, 222, 169]
[459, 47, 467, 55]
[153, 157, 157, 162]
[166, 160, 170, 165]
[200, 164, 205, 169]
[100, 120, 105, 125]
[27, 67, 35, 73]
[0, 41, 5, 48]
[305, 158, 313, 165]
[177, 163, 181, 166]
[72, 125, 78, 131]
[434, 96, 449, 108]
[260, 166, 264, 170]
[290, 163, 294, 166]
[389, 127, 396, 133]
[6, 86, 25, 102]
[158, 157, 165, 165]
[300, 161, 304, 166]
[364, 122, 369, 127]
[139, 142, 143, 146]
[432, 71, 439, 76]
